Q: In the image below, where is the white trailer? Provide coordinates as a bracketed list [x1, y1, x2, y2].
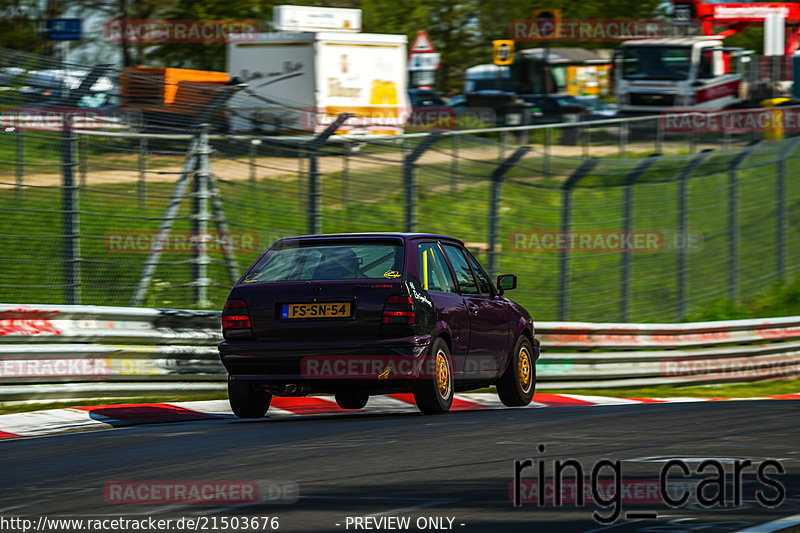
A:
[227, 31, 409, 134]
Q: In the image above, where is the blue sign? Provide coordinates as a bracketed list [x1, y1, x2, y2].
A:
[47, 19, 82, 41]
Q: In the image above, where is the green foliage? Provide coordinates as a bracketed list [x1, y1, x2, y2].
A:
[0, 17, 45, 54]
[687, 276, 800, 321]
[145, 0, 278, 70]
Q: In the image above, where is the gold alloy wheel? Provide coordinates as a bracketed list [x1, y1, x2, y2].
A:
[436, 349, 451, 398]
[518, 346, 532, 393]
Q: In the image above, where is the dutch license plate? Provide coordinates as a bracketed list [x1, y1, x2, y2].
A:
[281, 302, 351, 319]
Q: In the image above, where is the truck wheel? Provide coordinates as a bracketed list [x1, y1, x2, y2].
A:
[412, 338, 454, 414]
[335, 391, 369, 409]
[228, 376, 271, 418]
[497, 337, 536, 407]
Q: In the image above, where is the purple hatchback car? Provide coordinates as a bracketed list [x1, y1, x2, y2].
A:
[218, 233, 540, 415]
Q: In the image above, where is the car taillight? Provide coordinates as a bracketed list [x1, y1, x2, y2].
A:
[222, 298, 251, 331]
[382, 295, 415, 325]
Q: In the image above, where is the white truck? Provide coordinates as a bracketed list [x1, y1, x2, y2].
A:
[615, 36, 750, 113]
[227, 25, 409, 134]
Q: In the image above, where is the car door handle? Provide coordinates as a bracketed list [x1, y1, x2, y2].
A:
[467, 303, 479, 313]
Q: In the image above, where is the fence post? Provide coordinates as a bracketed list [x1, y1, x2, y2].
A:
[618, 121, 628, 158]
[728, 142, 758, 303]
[677, 150, 713, 319]
[403, 131, 443, 232]
[308, 113, 351, 235]
[342, 141, 351, 212]
[79, 134, 87, 188]
[192, 125, 212, 307]
[620, 154, 660, 322]
[656, 116, 663, 154]
[451, 134, 459, 193]
[138, 136, 147, 208]
[487, 146, 531, 277]
[543, 127, 551, 176]
[15, 128, 23, 196]
[558, 158, 600, 321]
[61, 116, 80, 305]
[582, 123, 590, 158]
[249, 138, 260, 188]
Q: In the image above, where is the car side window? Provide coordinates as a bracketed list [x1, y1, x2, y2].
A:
[466, 253, 493, 296]
[442, 244, 479, 295]
[418, 242, 457, 293]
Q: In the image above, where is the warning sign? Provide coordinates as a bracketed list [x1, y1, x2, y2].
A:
[410, 30, 435, 54]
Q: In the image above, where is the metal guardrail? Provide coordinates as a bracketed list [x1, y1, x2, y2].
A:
[1, 304, 798, 403]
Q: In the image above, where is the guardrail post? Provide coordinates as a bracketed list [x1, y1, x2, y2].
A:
[677, 150, 713, 319]
[618, 121, 628, 158]
[728, 142, 758, 303]
[308, 113, 351, 235]
[559, 158, 600, 321]
[61, 115, 80, 305]
[15, 127, 24, 197]
[403, 131, 443, 232]
[488, 146, 531, 277]
[138, 136, 147, 208]
[620, 154, 660, 322]
[191, 125, 213, 307]
[775, 137, 800, 282]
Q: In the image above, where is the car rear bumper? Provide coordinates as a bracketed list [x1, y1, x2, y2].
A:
[219, 335, 433, 382]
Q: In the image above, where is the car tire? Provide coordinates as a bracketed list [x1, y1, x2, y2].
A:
[497, 336, 536, 407]
[228, 376, 271, 418]
[335, 391, 369, 409]
[412, 338, 454, 414]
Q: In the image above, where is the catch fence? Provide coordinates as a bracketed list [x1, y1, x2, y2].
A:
[2, 49, 800, 322]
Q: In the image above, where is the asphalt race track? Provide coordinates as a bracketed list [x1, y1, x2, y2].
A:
[1, 400, 799, 533]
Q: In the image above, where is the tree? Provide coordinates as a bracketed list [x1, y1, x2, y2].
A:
[0, 0, 51, 54]
[143, 0, 276, 71]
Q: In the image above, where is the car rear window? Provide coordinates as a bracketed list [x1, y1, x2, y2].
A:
[243, 243, 405, 282]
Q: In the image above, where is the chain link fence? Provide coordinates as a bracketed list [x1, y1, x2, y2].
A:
[2, 49, 800, 322]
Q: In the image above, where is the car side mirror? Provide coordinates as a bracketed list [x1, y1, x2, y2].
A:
[496, 274, 517, 295]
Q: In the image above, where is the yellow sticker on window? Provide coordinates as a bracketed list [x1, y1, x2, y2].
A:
[383, 270, 401, 279]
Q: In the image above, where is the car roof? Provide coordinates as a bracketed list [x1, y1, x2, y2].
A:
[273, 233, 465, 246]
